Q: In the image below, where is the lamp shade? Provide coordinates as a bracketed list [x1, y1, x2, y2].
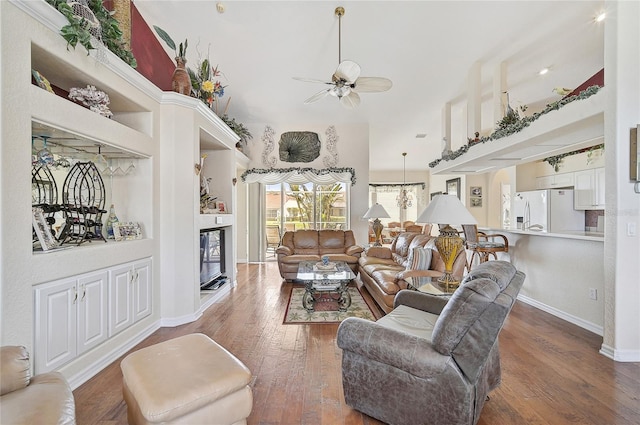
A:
[363, 203, 391, 219]
[417, 194, 477, 225]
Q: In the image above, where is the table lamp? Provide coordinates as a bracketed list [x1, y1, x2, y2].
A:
[363, 203, 390, 246]
[417, 194, 477, 292]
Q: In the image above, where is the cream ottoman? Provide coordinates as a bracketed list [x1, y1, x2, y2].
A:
[120, 333, 253, 425]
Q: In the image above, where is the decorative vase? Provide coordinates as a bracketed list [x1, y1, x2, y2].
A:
[106, 204, 119, 239]
[172, 58, 192, 96]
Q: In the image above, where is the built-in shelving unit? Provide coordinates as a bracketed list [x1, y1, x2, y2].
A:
[1, 0, 241, 389]
[431, 89, 605, 175]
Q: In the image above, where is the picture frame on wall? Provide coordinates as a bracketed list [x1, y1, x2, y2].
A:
[470, 186, 483, 207]
[446, 178, 461, 199]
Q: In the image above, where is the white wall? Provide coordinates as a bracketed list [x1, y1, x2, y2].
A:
[602, 0, 640, 361]
[243, 123, 369, 262]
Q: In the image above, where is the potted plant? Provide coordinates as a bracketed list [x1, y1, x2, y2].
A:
[153, 26, 191, 96]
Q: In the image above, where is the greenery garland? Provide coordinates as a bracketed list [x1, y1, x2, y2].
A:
[220, 115, 253, 148]
[429, 85, 602, 168]
[46, 0, 137, 68]
[543, 144, 604, 172]
[241, 167, 357, 186]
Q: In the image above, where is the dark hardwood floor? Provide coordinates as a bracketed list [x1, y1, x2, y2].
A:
[74, 262, 640, 424]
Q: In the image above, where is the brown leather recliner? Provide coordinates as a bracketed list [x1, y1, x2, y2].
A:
[357, 232, 467, 313]
[276, 229, 364, 280]
[0, 346, 76, 425]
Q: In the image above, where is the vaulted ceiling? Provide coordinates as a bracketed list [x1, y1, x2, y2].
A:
[134, 0, 605, 172]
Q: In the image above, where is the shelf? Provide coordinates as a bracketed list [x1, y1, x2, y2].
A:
[31, 238, 154, 286]
[200, 214, 233, 229]
[31, 44, 154, 137]
[30, 86, 152, 159]
[431, 88, 605, 175]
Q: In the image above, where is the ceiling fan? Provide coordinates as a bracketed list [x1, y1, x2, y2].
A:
[294, 6, 392, 109]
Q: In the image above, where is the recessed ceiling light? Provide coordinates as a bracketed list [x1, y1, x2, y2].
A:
[539, 68, 549, 76]
[415, 133, 427, 138]
[595, 12, 606, 22]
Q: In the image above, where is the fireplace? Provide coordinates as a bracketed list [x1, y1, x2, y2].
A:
[199, 227, 228, 290]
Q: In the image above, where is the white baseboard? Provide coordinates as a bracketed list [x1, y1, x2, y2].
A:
[600, 343, 640, 362]
[160, 311, 202, 328]
[517, 294, 604, 336]
[67, 321, 160, 390]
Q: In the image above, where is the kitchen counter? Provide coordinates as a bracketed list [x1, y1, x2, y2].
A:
[480, 227, 604, 242]
[477, 226, 604, 335]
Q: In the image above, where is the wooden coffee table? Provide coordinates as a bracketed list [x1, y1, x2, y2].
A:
[296, 261, 356, 312]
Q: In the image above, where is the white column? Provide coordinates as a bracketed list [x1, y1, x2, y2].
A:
[602, 0, 640, 362]
[467, 61, 481, 139]
[493, 62, 507, 129]
[441, 102, 452, 155]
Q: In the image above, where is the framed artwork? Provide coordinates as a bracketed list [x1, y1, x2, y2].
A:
[32, 207, 60, 250]
[430, 191, 443, 200]
[446, 178, 461, 199]
[217, 201, 226, 213]
[113, 222, 142, 241]
[470, 186, 483, 207]
[278, 131, 321, 163]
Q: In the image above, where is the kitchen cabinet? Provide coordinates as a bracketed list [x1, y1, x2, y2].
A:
[535, 172, 575, 189]
[109, 258, 152, 337]
[574, 168, 605, 210]
[34, 270, 108, 373]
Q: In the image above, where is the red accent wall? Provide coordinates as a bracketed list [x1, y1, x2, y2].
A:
[130, 3, 174, 91]
[568, 68, 604, 97]
[103, 0, 175, 91]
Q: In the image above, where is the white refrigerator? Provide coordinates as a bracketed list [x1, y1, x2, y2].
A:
[512, 189, 584, 233]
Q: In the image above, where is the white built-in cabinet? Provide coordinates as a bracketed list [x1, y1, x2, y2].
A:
[535, 172, 575, 189]
[574, 168, 605, 210]
[108, 259, 152, 337]
[34, 258, 151, 373]
[34, 270, 108, 373]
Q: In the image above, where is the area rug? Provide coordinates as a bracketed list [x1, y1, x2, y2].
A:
[283, 286, 375, 324]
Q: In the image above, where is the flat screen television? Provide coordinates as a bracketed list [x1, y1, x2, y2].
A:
[199, 228, 227, 289]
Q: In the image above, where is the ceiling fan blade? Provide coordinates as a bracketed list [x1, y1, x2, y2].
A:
[304, 89, 331, 104]
[333, 60, 361, 83]
[352, 77, 393, 93]
[340, 92, 361, 109]
[293, 77, 334, 85]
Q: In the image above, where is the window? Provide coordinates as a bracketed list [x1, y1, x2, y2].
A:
[369, 184, 422, 225]
[266, 182, 349, 232]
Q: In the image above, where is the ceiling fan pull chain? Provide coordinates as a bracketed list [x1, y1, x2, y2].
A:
[336, 6, 344, 64]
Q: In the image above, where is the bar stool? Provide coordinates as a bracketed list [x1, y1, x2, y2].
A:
[462, 224, 509, 271]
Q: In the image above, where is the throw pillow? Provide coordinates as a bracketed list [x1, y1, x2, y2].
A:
[406, 246, 432, 271]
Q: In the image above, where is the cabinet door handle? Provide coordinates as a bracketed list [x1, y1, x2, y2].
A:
[73, 288, 78, 304]
[81, 285, 86, 302]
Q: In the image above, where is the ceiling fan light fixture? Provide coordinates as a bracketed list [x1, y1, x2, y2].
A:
[292, 6, 391, 108]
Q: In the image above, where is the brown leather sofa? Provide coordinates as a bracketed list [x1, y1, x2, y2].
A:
[337, 261, 525, 425]
[357, 232, 466, 313]
[276, 229, 364, 280]
[0, 346, 76, 425]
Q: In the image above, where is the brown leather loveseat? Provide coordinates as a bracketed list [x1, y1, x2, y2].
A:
[357, 232, 466, 313]
[276, 229, 364, 280]
[0, 345, 76, 424]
